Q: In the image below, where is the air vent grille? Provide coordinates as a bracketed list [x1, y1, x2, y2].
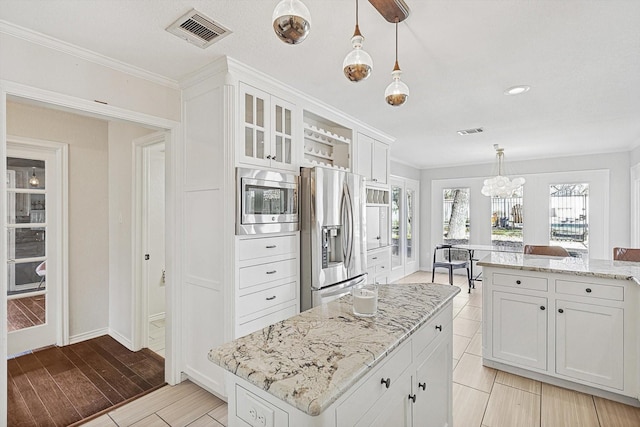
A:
[167, 9, 232, 49]
[457, 128, 484, 135]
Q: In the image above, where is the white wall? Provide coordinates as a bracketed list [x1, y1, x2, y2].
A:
[107, 121, 154, 345]
[631, 145, 640, 166]
[7, 101, 110, 338]
[420, 151, 631, 269]
[391, 159, 421, 181]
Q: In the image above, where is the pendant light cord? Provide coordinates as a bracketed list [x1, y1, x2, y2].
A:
[393, 17, 400, 71]
[353, 0, 362, 37]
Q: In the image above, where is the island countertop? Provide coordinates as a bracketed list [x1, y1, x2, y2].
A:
[208, 283, 459, 417]
[477, 252, 640, 285]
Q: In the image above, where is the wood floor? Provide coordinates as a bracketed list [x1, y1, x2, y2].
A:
[8, 294, 45, 331]
[8, 334, 165, 426]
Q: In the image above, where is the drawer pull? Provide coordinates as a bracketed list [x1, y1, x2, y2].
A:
[435, 325, 442, 332]
[408, 394, 416, 403]
[516, 280, 522, 285]
[372, 257, 378, 260]
[558, 308, 564, 314]
[266, 296, 277, 301]
[418, 382, 426, 391]
[266, 270, 277, 274]
[265, 245, 277, 249]
[585, 288, 592, 293]
[381, 378, 391, 389]
[376, 236, 381, 240]
[380, 266, 385, 269]
[540, 306, 546, 310]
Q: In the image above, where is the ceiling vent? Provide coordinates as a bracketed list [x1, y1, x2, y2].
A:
[457, 127, 484, 135]
[166, 9, 232, 49]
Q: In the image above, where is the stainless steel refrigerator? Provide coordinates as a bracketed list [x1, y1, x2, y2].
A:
[300, 166, 367, 311]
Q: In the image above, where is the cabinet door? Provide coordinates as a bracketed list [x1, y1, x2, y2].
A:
[357, 372, 412, 427]
[556, 300, 624, 389]
[372, 140, 389, 185]
[270, 96, 297, 171]
[240, 84, 270, 167]
[357, 133, 373, 181]
[492, 291, 548, 370]
[413, 337, 452, 427]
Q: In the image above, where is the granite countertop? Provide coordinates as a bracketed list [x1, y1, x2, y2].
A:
[477, 252, 640, 285]
[208, 283, 459, 416]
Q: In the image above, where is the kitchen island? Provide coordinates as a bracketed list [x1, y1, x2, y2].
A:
[209, 283, 459, 427]
[478, 253, 640, 407]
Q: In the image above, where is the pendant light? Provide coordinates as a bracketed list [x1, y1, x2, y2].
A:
[272, 0, 311, 45]
[481, 145, 526, 198]
[343, 0, 373, 82]
[384, 18, 409, 106]
[29, 167, 40, 187]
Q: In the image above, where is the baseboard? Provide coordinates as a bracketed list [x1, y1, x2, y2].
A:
[149, 312, 166, 323]
[69, 327, 109, 344]
[108, 328, 134, 351]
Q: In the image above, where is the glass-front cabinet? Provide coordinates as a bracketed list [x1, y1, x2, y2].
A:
[239, 83, 296, 171]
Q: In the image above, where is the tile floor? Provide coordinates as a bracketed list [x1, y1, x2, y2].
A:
[85, 272, 640, 426]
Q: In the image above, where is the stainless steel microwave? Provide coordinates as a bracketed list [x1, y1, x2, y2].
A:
[236, 167, 299, 235]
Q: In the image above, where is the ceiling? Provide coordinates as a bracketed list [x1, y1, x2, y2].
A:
[1, 0, 639, 169]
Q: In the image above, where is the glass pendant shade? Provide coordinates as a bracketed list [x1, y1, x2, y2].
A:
[29, 167, 39, 187]
[343, 33, 373, 82]
[385, 69, 409, 106]
[272, 0, 311, 45]
[481, 147, 525, 197]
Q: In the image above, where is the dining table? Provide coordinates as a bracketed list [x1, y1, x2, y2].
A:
[449, 243, 523, 291]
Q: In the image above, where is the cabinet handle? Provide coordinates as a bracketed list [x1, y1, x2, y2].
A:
[265, 245, 277, 249]
[266, 155, 271, 159]
[558, 308, 564, 313]
[372, 178, 378, 182]
[435, 325, 442, 332]
[372, 257, 378, 260]
[408, 394, 416, 403]
[516, 280, 522, 285]
[376, 236, 381, 240]
[540, 306, 546, 310]
[266, 296, 276, 301]
[380, 378, 391, 389]
[266, 270, 277, 274]
[585, 288, 592, 293]
[271, 156, 277, 161]
[418, 382, 426, 391]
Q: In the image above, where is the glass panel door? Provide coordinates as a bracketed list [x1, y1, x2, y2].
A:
[406, 188, 415, 264]
[391, 185, 402, 269]
[390, 177, 420, 282]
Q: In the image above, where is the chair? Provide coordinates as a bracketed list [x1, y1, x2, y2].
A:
[613, 247, 640, 262]
[35, 261, 46, 290]
[523, 245, 569, 257]
[432, 245, 472, 292]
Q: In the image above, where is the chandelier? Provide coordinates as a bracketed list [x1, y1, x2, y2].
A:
[272, 0, 411, 106]
[481, 145, 525, 198]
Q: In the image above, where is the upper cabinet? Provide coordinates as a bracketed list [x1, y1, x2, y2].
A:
[356, 132, 390, 185]
[239, 83, 297, 172]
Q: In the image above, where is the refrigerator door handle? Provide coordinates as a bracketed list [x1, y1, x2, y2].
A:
[342, 182, 355, 270]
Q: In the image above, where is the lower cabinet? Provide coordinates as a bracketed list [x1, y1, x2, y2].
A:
[360, 370, 412, 427]
[367, 247, 391, 285]
[491, 291, 547, 370]
[413, 335, 453, 427]
[555, 299, 624, 389]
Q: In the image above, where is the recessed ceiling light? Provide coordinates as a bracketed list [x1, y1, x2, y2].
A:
[504, 85, 531, 95]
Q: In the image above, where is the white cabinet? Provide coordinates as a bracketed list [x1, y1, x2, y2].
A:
[356, 133, 389, 185]
[367, 247, 391, 285]
[556, 300, 624, 389]
[491, 291, 547, 370]
[236, 233, 299, 337]
[413, 336, 453, 427]
[483, 266, 638, 403]
[239, 83, 296, 171]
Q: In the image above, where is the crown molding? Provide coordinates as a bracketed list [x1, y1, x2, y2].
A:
[0, 20, 179, 90]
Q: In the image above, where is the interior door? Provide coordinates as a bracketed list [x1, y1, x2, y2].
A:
[390, 176, 420, 282]
[6, 148, 58, 355]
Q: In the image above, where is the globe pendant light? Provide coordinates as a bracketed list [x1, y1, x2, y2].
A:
[272, 0, 312, 45]
[481, 145, 526, 198]
[29, 167, 40, 187]
[385, 18, 409, 106]
[343, 0, 373, 82]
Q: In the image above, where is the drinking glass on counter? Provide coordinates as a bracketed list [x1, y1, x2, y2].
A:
[352, 284, 378, 317]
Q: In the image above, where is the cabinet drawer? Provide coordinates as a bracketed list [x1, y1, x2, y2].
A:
[336, 341, 412, 427]
[238, 281, 297, 318]
[367, 250, 389, 267]
[236, 385, 289, 427]
[556, 280, 624, 301]
[413, 304, 453, 359]
[237, 304, 297, 338]
[238, 235, 297, 261]
[493, 272, 548, 291]
[239, 258, 297, 290]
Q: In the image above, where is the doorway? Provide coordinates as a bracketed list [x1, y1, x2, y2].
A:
[134, 132, 166, 355]
[6, 139, 67, 356]
[389, 176, 420, 282]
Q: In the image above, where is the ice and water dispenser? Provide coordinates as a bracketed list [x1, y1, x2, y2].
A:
[321, 225, 344, 269]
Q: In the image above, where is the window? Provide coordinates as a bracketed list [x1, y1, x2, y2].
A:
[550, 184, 589, 256]
[491, 186, 524, 250]
[443, 188, 469, 245]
